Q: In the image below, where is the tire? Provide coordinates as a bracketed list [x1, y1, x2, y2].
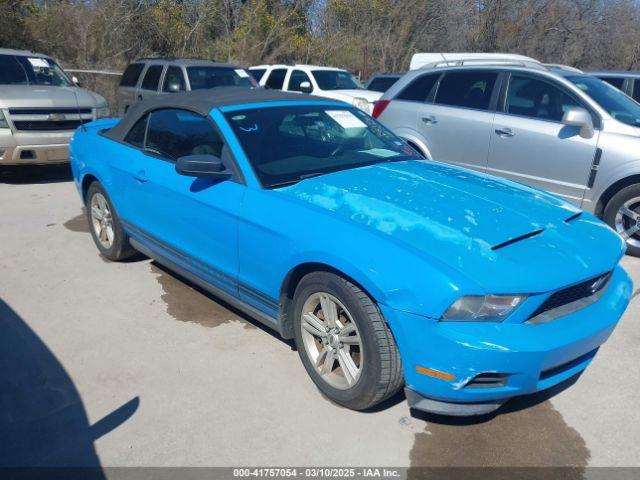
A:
[603, 183, 640, 257]
[292, 271, 403, 410]
[85, 181, 137, 261]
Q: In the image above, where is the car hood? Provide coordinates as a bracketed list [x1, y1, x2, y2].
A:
[277, 160, 625, 293]
[320, 89, 382, 103]
[0, 85, 105, 109]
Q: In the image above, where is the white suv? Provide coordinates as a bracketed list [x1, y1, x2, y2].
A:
[249, 64, 381, 114]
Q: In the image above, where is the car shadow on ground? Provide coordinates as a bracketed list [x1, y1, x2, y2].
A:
[0, 164, 73, 184]
[0, 298, 139, 477]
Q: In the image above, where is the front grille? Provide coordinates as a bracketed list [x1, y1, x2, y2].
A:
[13, 120, 83, 131]
[528, 271, 612, 322]
[9, 107, 92, 115]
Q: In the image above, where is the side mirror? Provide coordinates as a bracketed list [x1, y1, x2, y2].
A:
[71, 76, 82, 87]
[562, 107, 595, 139]
[299, 81, 312, 93]
[168, 82, 182, 93]
[175, 154, 232, 179]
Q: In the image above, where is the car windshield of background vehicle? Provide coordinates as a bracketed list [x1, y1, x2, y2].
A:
[224, 105, 421, 188]
[568, 75, 640, 127]
[312, 70, 364, 91]
[0, 55, 72, 86]
[367, 76, 400, 92]
[187, 67, 255, 89]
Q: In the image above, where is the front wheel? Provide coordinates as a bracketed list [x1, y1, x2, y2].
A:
[85, 182, 137, 261]
[603, 184, 640, 257]
[292, 272, 403, 410]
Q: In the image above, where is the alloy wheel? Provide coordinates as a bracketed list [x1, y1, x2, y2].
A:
[615, 197, 640, 248]
[300, 292, 363, 390]
[90, 192, 114, 249]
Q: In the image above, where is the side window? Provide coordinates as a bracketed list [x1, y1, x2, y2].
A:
[249, 68, 266, 82]
[288, 70, 312, 92]
[396, 74, 439, 102]
[506, 75, 579, 122]
[162, 66, 186, 93]
[146, 109, 224, 160]
[141, 65, 163, 91]
[600, 77, 625, 90]
[124, 114, 148, 148]
[120, 63, 144, 87]
[435, 71, 498, 110]
[265, 68, 287, 90]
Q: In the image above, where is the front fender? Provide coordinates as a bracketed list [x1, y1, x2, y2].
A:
[238, 188, 473, 319]
[390, 126, 433, 159]
[587, 155, 640, 214]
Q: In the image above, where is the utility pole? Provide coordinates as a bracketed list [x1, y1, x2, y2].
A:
[362, 45, 369, 81]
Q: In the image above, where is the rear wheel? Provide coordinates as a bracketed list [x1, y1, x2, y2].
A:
[85, 182, 136, 261]
[603, 184, 640, 257]
[292, 272, 403, 410]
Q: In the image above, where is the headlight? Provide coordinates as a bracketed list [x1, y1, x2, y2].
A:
[352, 97, 371, 113]
[0, 109, 9, 129]
[95, 105, 110, 118]
[441, 294, 527, 322]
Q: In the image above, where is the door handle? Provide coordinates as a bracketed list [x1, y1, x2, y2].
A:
[421, 115, 438, 125]
[137, 95, 143, 101]
[495, 127, 515, 138]
[134, 170, 148, 183]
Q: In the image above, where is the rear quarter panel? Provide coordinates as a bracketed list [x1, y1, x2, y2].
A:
[69, 119, 131, 214]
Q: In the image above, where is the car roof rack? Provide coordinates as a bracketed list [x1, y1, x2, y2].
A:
[544, 63, 583, 73]
[410, 53, 544, 71]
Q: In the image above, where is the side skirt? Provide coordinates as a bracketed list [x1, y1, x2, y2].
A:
[128, 237, 283, 336]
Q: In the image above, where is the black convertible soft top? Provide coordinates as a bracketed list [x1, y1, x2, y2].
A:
[104, 87, 334, 142]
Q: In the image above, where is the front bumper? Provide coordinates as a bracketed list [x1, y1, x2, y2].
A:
[382, 265, 632, 415]
[0, 129, 73, 165]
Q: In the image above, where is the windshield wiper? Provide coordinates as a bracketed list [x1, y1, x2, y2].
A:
[268, 172, 326, 189]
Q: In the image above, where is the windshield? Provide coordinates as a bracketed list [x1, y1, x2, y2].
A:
[567, 75, 640, 127]
[312, 70, 363, 91]
[187, 66, 257, 90]
[0, 54, 73, 86]
[224, 105, 421, 188]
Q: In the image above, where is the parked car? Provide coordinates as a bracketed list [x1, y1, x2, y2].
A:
[249, 64, 381, 113]
[0, 49, 109, 166]
[117, 58, 257, 115]
[70, 88, 631, 416]
[589, 71, 640, 103]
[364, 73, 402, 93]
[376, 53, 640, 256]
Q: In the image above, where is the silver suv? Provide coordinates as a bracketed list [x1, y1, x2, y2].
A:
[0, 49, 108, 166]
[117, 58, 257, 115]
[376, 55, 640, 255]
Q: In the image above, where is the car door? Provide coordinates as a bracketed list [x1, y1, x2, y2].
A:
[126, 108, 244, 296]
[136, 64, 164, 103]
[415, 69, 499, 171]
[486, 73, 598, 204]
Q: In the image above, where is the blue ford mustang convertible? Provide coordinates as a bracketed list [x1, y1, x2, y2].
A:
[70, 88, 632, 416]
